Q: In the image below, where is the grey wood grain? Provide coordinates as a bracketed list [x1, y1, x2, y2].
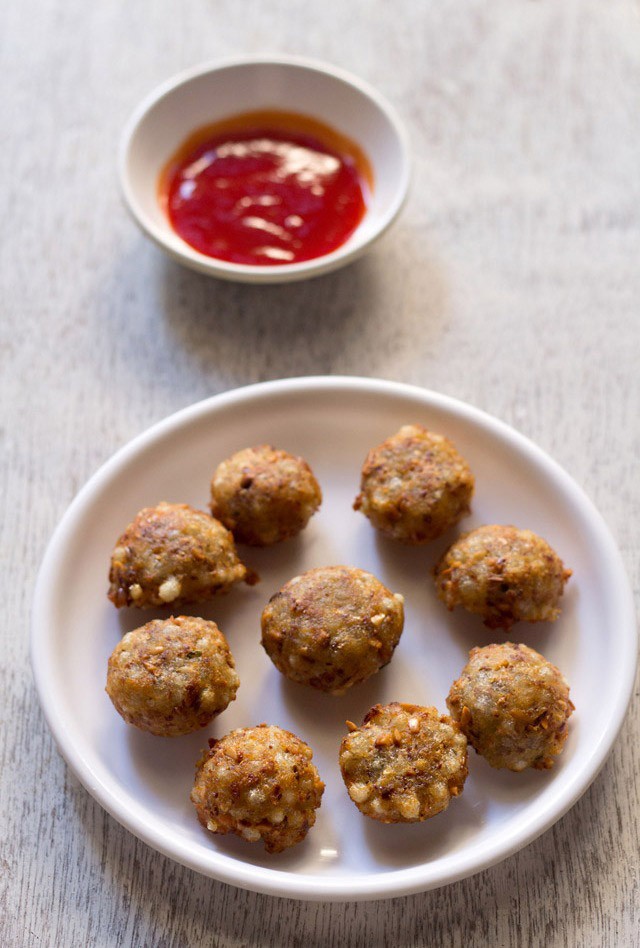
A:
[2, 0, 639, 945]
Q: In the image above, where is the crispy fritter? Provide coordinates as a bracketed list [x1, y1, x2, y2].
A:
[108, 502, 251, 608]
[447, 642, 574, 771]
[190, 724, 324, 853]
[434, 524, 571, 630]
[353, 424, 474, 544]
[210, 444, 322, 546]
[339, 703, 468, 822]
[106, 616, 239, 736]
[261, 566, 405, 695]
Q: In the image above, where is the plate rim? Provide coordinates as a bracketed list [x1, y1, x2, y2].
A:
[31, 375, 638, 900]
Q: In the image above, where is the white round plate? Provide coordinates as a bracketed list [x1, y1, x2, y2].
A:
[32, 377, 636, 901]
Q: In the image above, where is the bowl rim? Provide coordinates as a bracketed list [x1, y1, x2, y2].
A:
[118, 55, 412, 283]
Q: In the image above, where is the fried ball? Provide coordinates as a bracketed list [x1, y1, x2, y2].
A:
[210, 445, 322, 546]
[106, 616, 240, 736]
[261, 566, 405, 695]
[108, 502, 252, 609]
[353, 424, 474, 544]
[447, 642, 574, 771]
[434, 524, 571, 630]
[190, 724, 324, 853]
[339, 703, 468, 822]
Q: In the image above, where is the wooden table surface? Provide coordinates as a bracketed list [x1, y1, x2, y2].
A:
[3, 1, 639, 945]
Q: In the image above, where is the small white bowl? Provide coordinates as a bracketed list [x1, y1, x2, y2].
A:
[118, 56, 411, 283]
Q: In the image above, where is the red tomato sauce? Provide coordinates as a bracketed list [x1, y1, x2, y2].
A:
[158, 110, 372, 266]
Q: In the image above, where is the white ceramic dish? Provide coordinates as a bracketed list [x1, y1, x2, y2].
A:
[119, 57, 410, 283]
[32, 377, 636, 901]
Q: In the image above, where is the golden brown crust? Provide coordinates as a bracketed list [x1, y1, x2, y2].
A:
[190, 724, 324, 853]
[353, 424, 474, 544]
[447, 642, 574, 771]
[107, 502, 250, 608]
[210, 445, 322, 546]
[106, 616, 240, 736]
[339, 703, 468, 822]
[434, 524, 572, 630]
[261, 566, 405, 695]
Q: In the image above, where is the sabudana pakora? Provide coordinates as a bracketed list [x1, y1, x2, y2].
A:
[339, 702, 468, 822]
[434, 524, 571, 630]
[261, 565, 405, 695]
[353, 424, 474, 544]
[106, 615, 239, 737]
[210, 444, 322, 546]
[108, 501, 252, 608]
[447, 642, 574, 771]
[190, 724, 324, 853]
